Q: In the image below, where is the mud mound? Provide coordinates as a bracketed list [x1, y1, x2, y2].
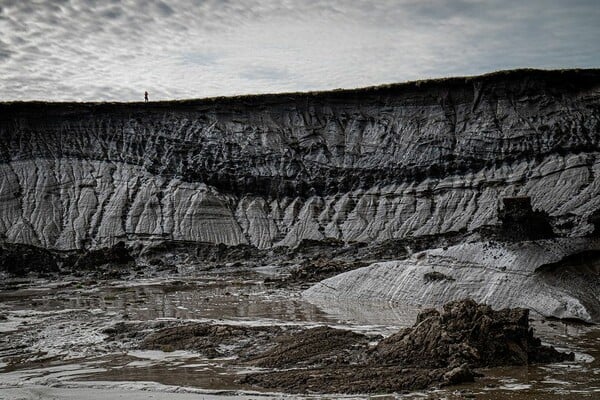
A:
[372, 298, 575, 368]
[240, 299, 574, 394]
[247, 326, 373, 368]
[68, 241, 135, 269]
[0, 243, 59, 277]
[140, 323, 284, 358]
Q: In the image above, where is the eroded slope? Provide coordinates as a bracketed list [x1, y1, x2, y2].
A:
[1, 69, 599, 249]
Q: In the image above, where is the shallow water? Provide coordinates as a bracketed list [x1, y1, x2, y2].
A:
[0, 268, 599, 399]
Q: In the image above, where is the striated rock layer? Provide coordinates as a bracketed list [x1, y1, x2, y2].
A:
[1, 69, 599, 250]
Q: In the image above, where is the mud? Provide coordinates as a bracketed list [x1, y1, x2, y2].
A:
[246, 326, 375, 368]
[92, 298, 574, 394]
[0, 269, 598, 399]
[139, 323, 285, 359]
[240, 364, 459, 394]
[236, 299, 573, 394]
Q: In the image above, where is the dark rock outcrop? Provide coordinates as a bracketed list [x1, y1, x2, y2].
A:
[67, 241, 134, 270]
[497, 197, 555, 240]
[0, 242, 59, 277]
[423, 271, 456, 283]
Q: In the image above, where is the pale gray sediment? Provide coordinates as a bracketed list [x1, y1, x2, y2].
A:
[304, 238, 600, 323]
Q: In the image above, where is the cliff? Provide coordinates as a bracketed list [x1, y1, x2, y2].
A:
[1, 69, 599, 250]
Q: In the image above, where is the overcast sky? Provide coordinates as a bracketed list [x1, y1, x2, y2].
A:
[1, 0, 598, 101]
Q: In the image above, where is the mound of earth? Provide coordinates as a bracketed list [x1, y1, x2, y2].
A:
[0, 242, 59, 277]
[371, 298, 574, 368]
[102, 299, 574, 394]
[139, 323, 285, 359]
[66, 241, 135, 270]
[246, 326, 374, 368]
[240, 299, 574, 394]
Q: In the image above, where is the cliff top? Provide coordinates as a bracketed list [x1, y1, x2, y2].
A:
[2, 68, 599, 112]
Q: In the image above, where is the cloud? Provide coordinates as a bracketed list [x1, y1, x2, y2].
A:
[0, 0, 598, 101]
[239, 65, 293, 82]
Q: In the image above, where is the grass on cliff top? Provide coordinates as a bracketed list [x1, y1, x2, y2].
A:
[2, 67, 599, 108]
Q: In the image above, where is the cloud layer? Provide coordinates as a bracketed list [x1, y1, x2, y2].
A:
[1, 0, 599, 101]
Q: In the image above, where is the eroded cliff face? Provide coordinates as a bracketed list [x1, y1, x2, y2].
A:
[1, 69, 599, 250]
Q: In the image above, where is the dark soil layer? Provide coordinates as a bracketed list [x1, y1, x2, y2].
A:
[0, 241, 136, 280]
[0, 243, 59, 277]
[64, 241, 137, 279]
[0, 230, 467, 281]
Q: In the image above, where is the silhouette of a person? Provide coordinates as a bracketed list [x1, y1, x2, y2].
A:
[144, 91, 148, 102]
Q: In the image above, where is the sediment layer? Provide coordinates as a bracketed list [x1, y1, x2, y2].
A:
[1, 69, 599, 249]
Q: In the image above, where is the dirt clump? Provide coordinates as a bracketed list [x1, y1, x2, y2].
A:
[140, 323, 285, 359]
[372, 298, 574, 368]
[239, 299, 574, 394]
[247, 326, 375, 368]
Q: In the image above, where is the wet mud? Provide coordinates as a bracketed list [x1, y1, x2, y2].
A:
[0, 267, 598, 399]
[237, 299, 573, 394]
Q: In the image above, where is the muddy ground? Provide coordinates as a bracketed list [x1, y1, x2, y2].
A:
[96, 298, 574, 394]
[0, 266, 599, 399]
[1, 211, 599, 398]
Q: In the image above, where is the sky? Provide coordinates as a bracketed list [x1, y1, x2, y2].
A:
[0, 0, 599, 102]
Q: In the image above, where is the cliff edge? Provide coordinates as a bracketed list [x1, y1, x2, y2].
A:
[1, 69, 599, 249]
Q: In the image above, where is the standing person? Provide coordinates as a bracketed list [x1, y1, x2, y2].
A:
[144, 91, 148, 102]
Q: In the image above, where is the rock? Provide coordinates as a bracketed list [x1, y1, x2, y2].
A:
[423, 271, 455, 283]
